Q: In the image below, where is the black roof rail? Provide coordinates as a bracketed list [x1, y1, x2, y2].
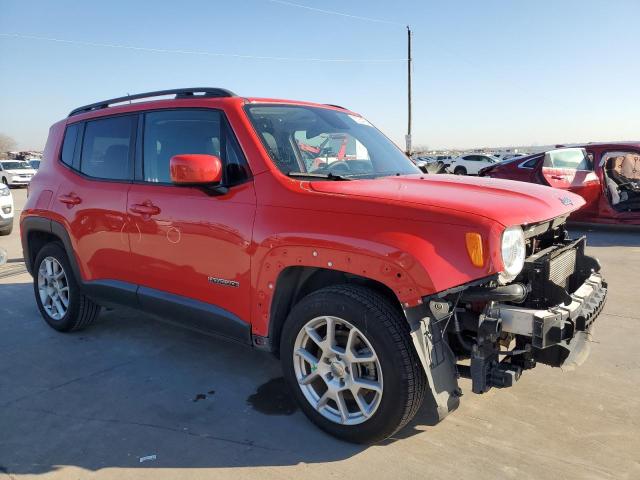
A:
[68, 87, 237, 117]
[324, 104, 348, 110]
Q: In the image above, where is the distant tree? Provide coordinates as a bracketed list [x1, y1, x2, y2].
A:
[0, 133, 17, 154]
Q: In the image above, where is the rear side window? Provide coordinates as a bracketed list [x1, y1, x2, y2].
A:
[80, 116, 135, 180]
[520, 156, 540, 168]
[543, 148, 593, 171]
[61, 124, 80, 166]
[143, 109, 250, 185]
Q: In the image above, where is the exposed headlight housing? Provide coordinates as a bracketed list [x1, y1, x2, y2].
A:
[500, 226, 525, 283]
[0, 185, 10, 197]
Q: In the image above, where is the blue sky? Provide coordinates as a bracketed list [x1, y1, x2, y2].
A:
[1, 0, 639, 150]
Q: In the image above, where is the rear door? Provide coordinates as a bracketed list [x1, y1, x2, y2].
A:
[127, 108, 256, 332]
[51, 115, 136, 283]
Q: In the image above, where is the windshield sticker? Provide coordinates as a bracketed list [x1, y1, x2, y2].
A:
[348, 115, 373, 127]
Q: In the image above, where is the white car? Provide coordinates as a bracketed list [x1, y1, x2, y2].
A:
[0, 183, 14, 235]
[446, 154, 498, 175]
[0, 160, 37, 187]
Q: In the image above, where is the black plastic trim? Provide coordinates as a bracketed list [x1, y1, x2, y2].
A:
[82, 280, 139, 308]
[138, 286, 251, 345]
[21, 216, 53, 275]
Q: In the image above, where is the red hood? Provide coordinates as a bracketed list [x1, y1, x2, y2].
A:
[309, 174, 584, 226]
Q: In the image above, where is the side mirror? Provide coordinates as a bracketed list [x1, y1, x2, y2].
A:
[170, 154, 223, 185]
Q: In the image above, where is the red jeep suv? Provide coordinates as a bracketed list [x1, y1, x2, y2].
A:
[21, 88, 607, 443]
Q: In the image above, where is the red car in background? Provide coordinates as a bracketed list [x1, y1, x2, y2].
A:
[479, 143, 640, 226]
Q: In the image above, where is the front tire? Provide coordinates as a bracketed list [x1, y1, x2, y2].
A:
[33, 242, 101, 332]
[281, 285, 426, 443]
[454, 166, 467, 175]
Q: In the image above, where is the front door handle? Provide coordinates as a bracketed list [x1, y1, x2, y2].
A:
[130, 202, 161, 216]
[58, 193, 82, 205]
[550, 175, 566, 180]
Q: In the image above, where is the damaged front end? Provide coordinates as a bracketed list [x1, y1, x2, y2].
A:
[405, 218, 607, 420]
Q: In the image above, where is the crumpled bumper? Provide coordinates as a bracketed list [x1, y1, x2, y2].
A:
[497, 272, 607, 368]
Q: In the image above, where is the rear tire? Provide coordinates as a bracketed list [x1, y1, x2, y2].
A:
[454, 166, 467, 175]
[280, 284, 426, 443]
[33, 242, 101, 332]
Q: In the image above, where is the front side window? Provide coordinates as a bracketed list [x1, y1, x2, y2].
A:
[245, 105, 419, 179]
[543, 148, 593, 170]
[143, 109, 250, 184]
[80, 116, 135, 180]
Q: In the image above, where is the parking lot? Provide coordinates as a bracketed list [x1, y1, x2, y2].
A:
[1, 187, 639, 479]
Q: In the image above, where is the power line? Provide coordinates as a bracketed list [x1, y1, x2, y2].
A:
[0, 33, 406, 63]
[266, 0, 405, 26]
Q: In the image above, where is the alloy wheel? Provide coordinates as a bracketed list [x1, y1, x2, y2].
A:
[293, 316, 384, 425]
[37, 256, 70, 320]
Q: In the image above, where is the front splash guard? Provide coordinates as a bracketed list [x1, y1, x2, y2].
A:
[405, 302, 460, 422]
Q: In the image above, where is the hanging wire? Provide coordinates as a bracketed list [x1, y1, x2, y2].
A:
[266, 0, 405, 26]
[0, 33, 407, 64]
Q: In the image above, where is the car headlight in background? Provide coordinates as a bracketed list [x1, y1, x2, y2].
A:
[500, 226, 525, 283]
[0, 186, 10, 197]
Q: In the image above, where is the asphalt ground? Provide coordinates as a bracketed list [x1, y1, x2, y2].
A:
[1, 187, 639, 479]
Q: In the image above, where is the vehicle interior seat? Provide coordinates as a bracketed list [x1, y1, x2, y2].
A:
[604, 155, 640, 210]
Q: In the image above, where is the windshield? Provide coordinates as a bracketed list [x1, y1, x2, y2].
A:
[1, 161, 31, 170]
[245, 105, 419, 179]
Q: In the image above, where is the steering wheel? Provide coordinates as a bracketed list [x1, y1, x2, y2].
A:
[317, 161, 351, 175]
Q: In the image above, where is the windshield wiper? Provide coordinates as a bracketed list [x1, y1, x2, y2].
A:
[287, 172, 352, 181]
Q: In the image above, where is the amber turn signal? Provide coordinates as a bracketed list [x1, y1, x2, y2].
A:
[465, 233, 484, 267]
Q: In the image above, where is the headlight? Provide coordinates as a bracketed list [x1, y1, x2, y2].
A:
[500, 226, 525, 282]
[0, 186, 9, 197]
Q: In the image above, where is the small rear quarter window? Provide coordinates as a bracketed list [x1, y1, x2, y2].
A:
[61, 123, 80, 166]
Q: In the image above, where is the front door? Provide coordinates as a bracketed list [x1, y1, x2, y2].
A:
[127, 109, 256, 333]
[540, 148, 601, 213]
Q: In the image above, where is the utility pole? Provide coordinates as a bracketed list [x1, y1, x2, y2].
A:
[406, 25, 412, 156]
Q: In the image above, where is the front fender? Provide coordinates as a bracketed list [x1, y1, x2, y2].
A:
[250, 215, 502, 337]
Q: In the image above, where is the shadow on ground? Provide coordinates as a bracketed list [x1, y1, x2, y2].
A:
[0, 281, 440, 475]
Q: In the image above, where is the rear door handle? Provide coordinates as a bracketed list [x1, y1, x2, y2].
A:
[551, 175, 566, 180]
[130, 202, 161, 216]
[57, 193, 82, 205]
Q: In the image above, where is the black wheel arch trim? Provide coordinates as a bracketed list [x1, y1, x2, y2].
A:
[21, 217, 84, 282]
